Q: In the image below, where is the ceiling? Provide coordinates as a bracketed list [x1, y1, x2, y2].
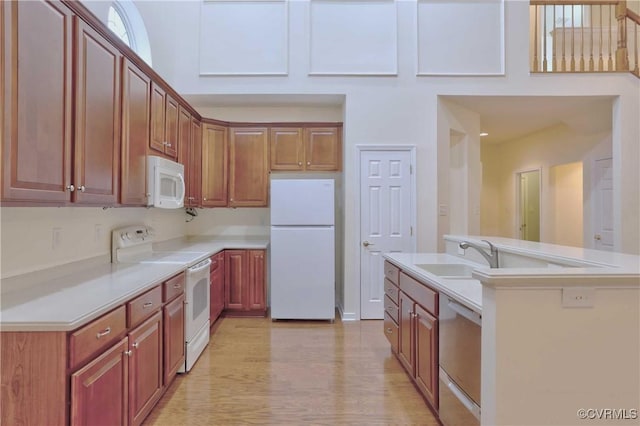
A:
[442, 95, 615, 144]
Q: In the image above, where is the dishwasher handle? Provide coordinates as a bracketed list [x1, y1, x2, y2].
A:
[188, 258, 212, 274]
[447, 298, 482, 327]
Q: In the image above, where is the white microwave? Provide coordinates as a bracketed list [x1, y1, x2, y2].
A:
[147, 156, 185, 209]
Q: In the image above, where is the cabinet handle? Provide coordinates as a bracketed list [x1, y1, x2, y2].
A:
[166, 143, 172, 147]
[386, 327, 393, 334]
[66, 184, 75, 192]
[143, 302, 153, 308]
[146, 193, 151, 198]
[203, 198, 207, 201]
[230, 198, 234, 202]
[173, 283, 181, 289]
[78, 185, 86, 192]
[133, 342, 139, 348]
[298, 162, 302, 166]
[124, 350, 133, 356]
[307, 162, 311, 166]
[96, 327, 111, 339]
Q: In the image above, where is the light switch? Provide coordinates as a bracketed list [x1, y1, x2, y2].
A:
[562, 287, 595, 308]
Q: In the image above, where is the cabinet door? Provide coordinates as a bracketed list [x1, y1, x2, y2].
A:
[164, 95, 179, 159]
[415, 304, 438, 408]
[128, 311, 163, 426]
[247, 250, 266, 311]
[2, 0, 73, 202]
[202, 123, 228, 207]
[190, 119, 203, 207]
[178, 107, 192, 204]
[163, 294, 185, 385]
[228, 128, 268, 207]
[70, 337, 128, 426]
[269, 127, 303, 171]
[398, 292, 414, 375]
[73, 18, 120, 205]
[149, 82, 166, 154]
[304, 127, 341, 171]
[120, 59, 150, 206]
[224, 250, 246, 311]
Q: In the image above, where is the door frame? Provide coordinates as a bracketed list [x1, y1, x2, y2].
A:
[515, 167, 542, 241]
[356, 145, 417, 319]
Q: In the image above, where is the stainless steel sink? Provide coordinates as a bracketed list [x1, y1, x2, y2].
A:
[415, 263, 476, 278]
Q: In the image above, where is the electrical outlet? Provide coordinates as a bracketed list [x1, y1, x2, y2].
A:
[439, 204, 448, 216]
[562, 287, 595, 308]
[52, 227, 62, 250]
[94, 224, 103, 242]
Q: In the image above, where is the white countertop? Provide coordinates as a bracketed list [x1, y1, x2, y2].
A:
[0, 237, 269, 332]
[382, 253, 484, 313]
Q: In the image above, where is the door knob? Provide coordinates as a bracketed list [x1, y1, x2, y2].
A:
[594, 234, 602, 241]
[362, 241, 374, 247]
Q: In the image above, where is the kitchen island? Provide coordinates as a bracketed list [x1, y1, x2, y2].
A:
[383, 236, 640, 426]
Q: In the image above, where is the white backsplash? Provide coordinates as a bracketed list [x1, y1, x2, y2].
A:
[186, 208, 270, 238]
[0, 207, 187, 279]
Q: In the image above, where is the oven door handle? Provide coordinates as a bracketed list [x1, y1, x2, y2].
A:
[447, 298, 482, 326]
[188, 258, 212, 274]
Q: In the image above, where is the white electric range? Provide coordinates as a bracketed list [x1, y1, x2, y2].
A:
[111, 225, 211, 373]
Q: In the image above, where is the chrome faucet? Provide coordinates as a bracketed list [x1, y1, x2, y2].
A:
[459, 240, 499, 268]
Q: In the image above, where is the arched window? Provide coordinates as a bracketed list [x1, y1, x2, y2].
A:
[106, 1, 153, 66]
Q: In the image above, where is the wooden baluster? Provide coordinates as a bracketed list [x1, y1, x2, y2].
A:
[562, 6, 567, 71]
[533, 5, 538, 71]
[543, 6, 548, 72]
[616, 0, 629, 71]
[580, 4, 585, 71]
[553, 6, 558, 71]
[608, 5, 614, 71]
[599, 5, 604, 71]
[590, 5, 595, 71]
[570, 5, 575, 71]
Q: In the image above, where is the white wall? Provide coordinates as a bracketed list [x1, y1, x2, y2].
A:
[0, 207, 186, 279]
[549, 162, 584, 247]
[480, 124, 611, 246]
[77, 0, 640, 320]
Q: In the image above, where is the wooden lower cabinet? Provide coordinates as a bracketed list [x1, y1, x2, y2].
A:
[397, 293, 438, 410]
[224, 249, 267, 316]
[163, 294, 185, 384]
[210, 252, 225, 323]
[128, 310, 163, 426]
[70, 337, 129, 426]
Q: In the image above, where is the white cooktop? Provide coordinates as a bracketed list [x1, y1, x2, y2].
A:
[111, 225, 207, 266]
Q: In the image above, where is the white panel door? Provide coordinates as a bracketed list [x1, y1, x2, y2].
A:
[360, 149, 414, 319]
[593, 158, 614, 251]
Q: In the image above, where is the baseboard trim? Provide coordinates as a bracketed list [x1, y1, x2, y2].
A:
[337, 304, 358, 321]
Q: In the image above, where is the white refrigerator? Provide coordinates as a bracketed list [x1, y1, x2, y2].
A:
[270, 179, 335, 320]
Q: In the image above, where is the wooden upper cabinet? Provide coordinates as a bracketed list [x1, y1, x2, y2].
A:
[164, 95, 179, 159]
[121, 59, 151, 206]
[73, 18, 121, 205]
[270, 128, 304, 171]
[149, 82, 166, 155]
[202, 123, 228, 207]
[178, 107, 196, 207]
[189, 119, 203, 207]
[304, 127, 341, 171]
[2, 0, 73, 202]
[228, 128, 268, 207]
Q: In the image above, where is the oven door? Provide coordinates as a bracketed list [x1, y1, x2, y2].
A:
[185, 258, 211, 341]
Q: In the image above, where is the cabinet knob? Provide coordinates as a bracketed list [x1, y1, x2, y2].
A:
[298, 162, 302, 166]
[66, 184, 75, 192]
[230, 198, 234, 202]
[124, 350, 133, 356]
[386, 327, 392, 334]
[307, 162, 311, 166]
[78, 185, 86, 192]
[133, 342, 139, 348]
[203, 198, 207, 201]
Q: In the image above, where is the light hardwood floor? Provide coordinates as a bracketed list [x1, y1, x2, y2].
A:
[144, 316, 439, 426]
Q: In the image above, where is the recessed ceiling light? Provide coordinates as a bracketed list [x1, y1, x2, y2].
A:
[480, 132, 489, 137]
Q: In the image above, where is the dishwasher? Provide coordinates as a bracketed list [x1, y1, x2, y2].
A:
[439, 296, 482, 426]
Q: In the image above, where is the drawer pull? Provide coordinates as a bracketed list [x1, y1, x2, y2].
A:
[386, 328, 393, 334]
[96, 327, 111, 339]
[143, 302, 153, 308]
[173, 283, 181, 289]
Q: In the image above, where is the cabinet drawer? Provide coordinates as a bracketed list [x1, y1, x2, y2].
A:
[384, 261, 400, 285]
[69, 305, 126, 369]
[399, 272, 438, 316]
[383, 278, 399, 304]
[163, 272, 185, 302]
[128, 286, 162, 328]
[384, 294, 399, 324]
[384, 311, 399, 354]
